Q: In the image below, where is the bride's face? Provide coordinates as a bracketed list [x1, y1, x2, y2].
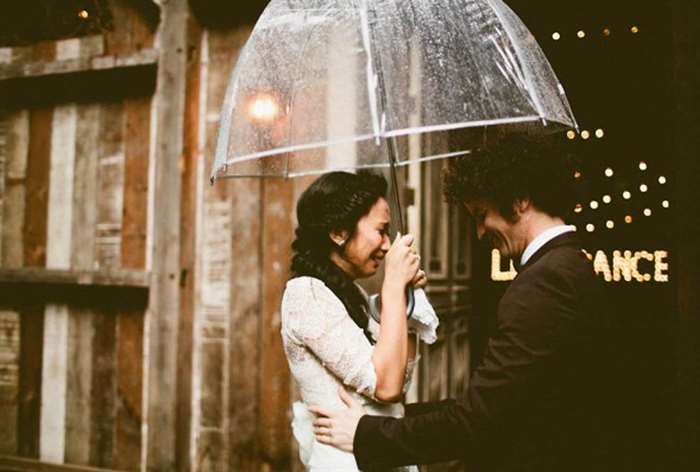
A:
[332, 197, 392, 279]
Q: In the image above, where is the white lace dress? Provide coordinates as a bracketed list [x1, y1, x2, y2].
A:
[281, 276, 419, 472]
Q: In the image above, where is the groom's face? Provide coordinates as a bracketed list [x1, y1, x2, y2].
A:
[465, 199, 528, 259]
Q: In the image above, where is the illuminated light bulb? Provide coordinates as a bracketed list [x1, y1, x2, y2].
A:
[639, 161, 647, 171]
[625, 215, 633, 224]
[78, 9, 89, 19]
[605, 168, 614, 177]
[658, 176, 666, 184]
[586, 224, 595, 232]
[574, 170, 582, 179]
[639, 184, 648, 192]
[603, 195, 612, 204]
[631, 26, 639, 34]
[581, 130, 590, 140]
[574, 203, 583, 213]
[552, 32, 561, 40]
[590, 200, 599, 210]
[623, 191, 631, 200]
[595, 128, 604, 138]
[248, 93, 280, 123]
[577, 30, 586, 39]
[644, 208, 652, 217]
[662, 200, 670, 208]
[566, 130, 576, 140]
[603, 28, 611, 36]
[606, 220, 614, 229]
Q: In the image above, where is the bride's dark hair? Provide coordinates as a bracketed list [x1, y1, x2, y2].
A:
[291, 171, 388, 341]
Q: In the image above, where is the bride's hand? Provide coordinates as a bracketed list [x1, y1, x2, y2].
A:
[384, 232, 420, 290]
[411, 268, 427, 289]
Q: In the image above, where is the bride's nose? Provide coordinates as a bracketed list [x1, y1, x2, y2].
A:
[380, 233, 391, 251]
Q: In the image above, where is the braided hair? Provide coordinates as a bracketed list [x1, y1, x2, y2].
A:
[291, 171, 388, 342]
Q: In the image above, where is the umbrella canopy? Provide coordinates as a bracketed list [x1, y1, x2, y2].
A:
[210, 0, 577, 181]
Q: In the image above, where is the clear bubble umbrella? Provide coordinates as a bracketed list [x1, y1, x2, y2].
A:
[210, 0, 577, 315]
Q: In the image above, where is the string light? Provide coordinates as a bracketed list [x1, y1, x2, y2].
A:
[574, 170, 582, 179]
[662, 200, 670, 208]
[605, 168, 614, 177]
[581, 130, 590, 140]
[639, 161, 647, 171]
[658, 176, 666, 184]
[623, 191, 631, 200]
[625, 215, 633, 224]
[595, 128, 605, 138]
[577, 30, 586, 39]
[586, 224, 595, 232]
[590, 200, 599, 210]
[574, 203, 583, 213]
[640, 184, 648, 193]
[567, 130, 576, 139]
[603, 28, 611, 36]
[631, 26, 639, 34]
[78, 10, 89, 19]
[603, 195, 612, 204]
[644, 208, 652, 217]
[606, 220, 615, 229]
[552, 32, 561, 40]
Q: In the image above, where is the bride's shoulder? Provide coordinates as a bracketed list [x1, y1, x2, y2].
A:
[284, 276, 336, 302]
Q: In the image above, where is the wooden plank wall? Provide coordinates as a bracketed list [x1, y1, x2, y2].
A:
[0, 1, 154, 469]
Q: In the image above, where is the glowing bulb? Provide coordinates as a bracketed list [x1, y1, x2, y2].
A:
[590, 200, 599, 210]
[625, 215, 633, 224]
[78, 9, 89, 19]
[658, 176, 666, 184]
[567, 130, 576, 140]
[631, 26, 639, 34]
[606, 220, 615, 229]
[552, 32, 561, 40]
[574, 204, 583, 213]
[248, 93, 280, 123]
[603, 195, 612, 204]
[639, 184, 648, 193]
[574, 170, 582, 179]
[595, 128, 604, 138]
[639, 161, 647, 171]
[605, 168, 614, 177]
[644, 208, 652, 217]
[603, 28, 611, 36]
[581, 130, 590, 140]
[577, 30, 586, 39]
[662, 200, 669, 208]
[623, 191, 631, 200]
[586, 224, 595, 232]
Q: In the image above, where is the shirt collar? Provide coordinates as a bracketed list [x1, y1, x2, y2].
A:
[520, 224, 577, 267]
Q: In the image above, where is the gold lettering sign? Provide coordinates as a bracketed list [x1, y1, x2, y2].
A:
[490, 249, 669, 283]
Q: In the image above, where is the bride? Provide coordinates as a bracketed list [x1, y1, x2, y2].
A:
[281, 171, 437, 471]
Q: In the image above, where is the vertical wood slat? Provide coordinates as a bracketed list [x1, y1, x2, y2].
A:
[259, 179, 293, 470]
[39, 39, 80, 463]
[18, 105, 53, 458]
[1, 110, 29, 269]
[114, 94, 150, 471]
[145, 1, 189, 469]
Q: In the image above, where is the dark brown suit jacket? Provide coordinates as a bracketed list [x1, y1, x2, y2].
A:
[355, 232, 618, 471]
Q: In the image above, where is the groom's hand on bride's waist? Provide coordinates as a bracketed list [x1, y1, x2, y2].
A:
[309, 387, 365, 453]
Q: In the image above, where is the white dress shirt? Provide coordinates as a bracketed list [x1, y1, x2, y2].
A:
[520, 225, 576, 267]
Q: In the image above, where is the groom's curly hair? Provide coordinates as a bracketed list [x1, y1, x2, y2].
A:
[291, 170, 388, 342]
[442, 133, 577, 220]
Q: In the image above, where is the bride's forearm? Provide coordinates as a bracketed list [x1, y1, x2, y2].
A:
[372, 282, 409, 402]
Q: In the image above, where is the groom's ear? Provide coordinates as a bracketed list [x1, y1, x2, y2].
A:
[513, 198, 532, 216]
[330, 230, 349, 247]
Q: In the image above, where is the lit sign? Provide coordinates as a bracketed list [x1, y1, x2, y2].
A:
[491, 249, 669, 283]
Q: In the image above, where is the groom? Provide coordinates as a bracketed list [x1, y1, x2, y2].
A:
[310, 134, 619, 471]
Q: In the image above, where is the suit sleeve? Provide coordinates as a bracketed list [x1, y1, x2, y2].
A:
[354, 267, 581, 469]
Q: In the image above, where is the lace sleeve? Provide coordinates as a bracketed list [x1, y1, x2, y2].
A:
[285, 277, 378, 399]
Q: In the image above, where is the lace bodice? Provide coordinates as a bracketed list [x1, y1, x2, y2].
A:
[281, 276, 417, 471]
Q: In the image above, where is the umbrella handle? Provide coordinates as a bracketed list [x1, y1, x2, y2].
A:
[368, 286, 416, 323]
